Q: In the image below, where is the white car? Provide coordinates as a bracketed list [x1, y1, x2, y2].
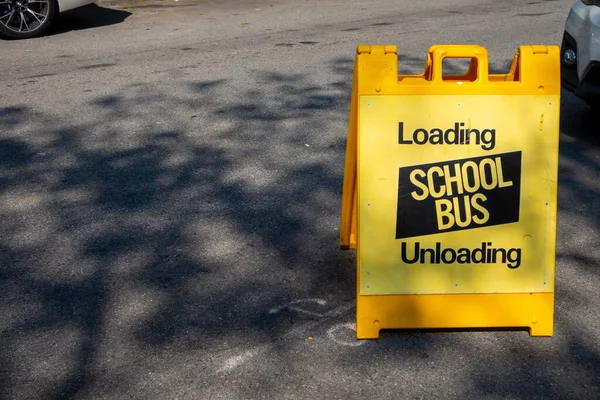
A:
[561, 0, 600, 107]
[0, 0, 95, 40]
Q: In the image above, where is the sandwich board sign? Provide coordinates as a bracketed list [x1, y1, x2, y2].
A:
[339, 44, 560, 338]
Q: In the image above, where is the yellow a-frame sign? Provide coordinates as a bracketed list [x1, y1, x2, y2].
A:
[340, 44, 560, 339]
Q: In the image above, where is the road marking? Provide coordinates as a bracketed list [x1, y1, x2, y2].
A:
[217, 301, 355, 373]
[217, 349, 261, 372]
[267, 298, 328, 316]
[327, 322, 365, 347]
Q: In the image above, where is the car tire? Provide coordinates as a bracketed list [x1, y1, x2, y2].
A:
[0, 0, 57, 40]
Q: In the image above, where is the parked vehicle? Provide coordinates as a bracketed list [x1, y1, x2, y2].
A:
[0, 0, 95, 39]
[561, 0, 600, 107]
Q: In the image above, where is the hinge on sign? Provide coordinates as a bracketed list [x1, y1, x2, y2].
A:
[357, 45, 371, 54]
[384, 45, 397, 55]
[357, 45, 397, 55]
[531, 45, 549, 55]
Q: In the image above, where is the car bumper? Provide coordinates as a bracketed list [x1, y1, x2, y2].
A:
[57, 0, 96, 13]
[561, 1, 600, 101]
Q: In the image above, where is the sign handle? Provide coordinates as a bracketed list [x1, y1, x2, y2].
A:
[429, 45, 489, 83]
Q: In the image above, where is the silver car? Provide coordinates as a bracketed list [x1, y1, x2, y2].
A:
[0, 0, 95, 39]
[561, 0, 600, 107]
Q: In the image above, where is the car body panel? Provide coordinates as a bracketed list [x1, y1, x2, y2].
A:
[57, 0, 96, 13]
[564, 0, 600, 80]
[561, 0, 600, 104]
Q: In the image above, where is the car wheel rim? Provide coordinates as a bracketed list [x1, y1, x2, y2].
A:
[0, 0, 50, 34]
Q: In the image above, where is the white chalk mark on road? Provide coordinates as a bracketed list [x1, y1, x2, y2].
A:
[267, 298, 328, 316]
[327, 322, 365, 347]
[217, 301, 355, 373]
[217, 349, 261, 372]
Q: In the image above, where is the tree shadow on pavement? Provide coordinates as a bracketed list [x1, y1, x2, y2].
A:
[0, 54, 599, 400]
[560, 89, 600, 147]
[0, 55, 356, 399]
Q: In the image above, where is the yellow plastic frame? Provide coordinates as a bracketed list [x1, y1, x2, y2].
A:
[340, 44, 560, 339]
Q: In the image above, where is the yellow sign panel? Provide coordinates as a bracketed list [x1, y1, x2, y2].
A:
[359, 94, 558, 295]
[340, 44, 560, 338]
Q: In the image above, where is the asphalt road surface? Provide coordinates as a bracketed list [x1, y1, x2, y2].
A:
[2, 0, 600, 399]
